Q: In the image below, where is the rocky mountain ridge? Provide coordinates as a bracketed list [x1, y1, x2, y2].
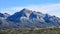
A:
[0, 8, 60, 29]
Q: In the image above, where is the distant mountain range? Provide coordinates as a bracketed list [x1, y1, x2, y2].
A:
[0, 8, 60, 29]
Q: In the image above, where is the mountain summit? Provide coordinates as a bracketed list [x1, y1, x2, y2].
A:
[7, 8, 32, 22]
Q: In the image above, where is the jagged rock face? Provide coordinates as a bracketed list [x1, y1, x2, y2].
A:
[7, 8, 33, 22]
[0, 13, 10, 18]
[0, 13, 5, 17]
[4, 13, 10, 17]
[44, 14, 60, 26]
[29, 12, 37, 19]
[7, 9, 44, 22]
[7, 9, 27, 22]
[0, 8, 60, 29]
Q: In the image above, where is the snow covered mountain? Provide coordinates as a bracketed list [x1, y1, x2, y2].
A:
[0, 8, 60, 29]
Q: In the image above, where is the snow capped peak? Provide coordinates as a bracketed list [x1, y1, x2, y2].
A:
[22, 8, 31, 11]
[6, 8, 44, 22]
[21, 8, 32, 13]
[20, 8, 32, 17]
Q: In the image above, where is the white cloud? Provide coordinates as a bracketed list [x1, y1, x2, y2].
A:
[0, 4, 60, 17]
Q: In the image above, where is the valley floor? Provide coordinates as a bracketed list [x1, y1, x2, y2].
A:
[0, 28, 60, 34]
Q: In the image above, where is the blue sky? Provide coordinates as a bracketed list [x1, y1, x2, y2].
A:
[0, 0, 60, 8]
[0, 0, 60, 17]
